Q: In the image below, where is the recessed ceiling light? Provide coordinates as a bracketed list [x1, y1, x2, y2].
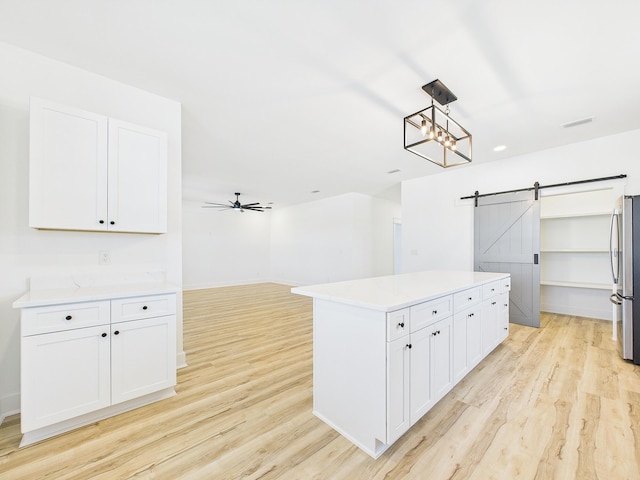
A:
[387, 169, 401, 174]
[493, 145, 507, 152]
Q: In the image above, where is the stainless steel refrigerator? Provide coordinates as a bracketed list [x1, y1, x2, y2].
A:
[610, 195, 640, 364]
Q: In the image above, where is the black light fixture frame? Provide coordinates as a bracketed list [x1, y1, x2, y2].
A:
[404, 79, 472, 168]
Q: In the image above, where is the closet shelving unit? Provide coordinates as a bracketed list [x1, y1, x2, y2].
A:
[539, 189, 614, 320]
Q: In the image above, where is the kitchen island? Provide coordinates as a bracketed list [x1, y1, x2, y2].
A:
[292, 270, 510, 458]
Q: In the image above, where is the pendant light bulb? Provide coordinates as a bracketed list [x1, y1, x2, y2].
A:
[451, 139, 457, 151]
[420, 118, 427, 136]
[444, 135, 451, 147]
[437, 130, 443, 142]
[428, 126, 435, 139]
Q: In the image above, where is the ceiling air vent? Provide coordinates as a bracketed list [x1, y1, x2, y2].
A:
[561, 117, 594, 128]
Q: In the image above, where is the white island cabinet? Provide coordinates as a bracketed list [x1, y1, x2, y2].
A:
[14, 279, 178, 447]
[292, 270, 510, 459]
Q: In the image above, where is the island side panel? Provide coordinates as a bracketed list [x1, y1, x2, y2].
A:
[312, 298, 387, 457]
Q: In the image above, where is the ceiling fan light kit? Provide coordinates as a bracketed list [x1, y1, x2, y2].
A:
[202, 192, 272, 213]
[404, 79, 472, 168]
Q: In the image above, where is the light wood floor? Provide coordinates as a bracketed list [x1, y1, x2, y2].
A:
[1, 283, 639, 479]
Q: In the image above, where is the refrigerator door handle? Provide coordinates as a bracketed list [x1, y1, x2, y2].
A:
[610, 209, 619, 284]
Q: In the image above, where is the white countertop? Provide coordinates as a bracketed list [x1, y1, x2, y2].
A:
[291, 270, 509, 312]
[13, 282, 180, 309]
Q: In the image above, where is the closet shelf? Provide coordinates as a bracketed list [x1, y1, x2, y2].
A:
[540, 280, 612, 290]
[540, 249, 608, 253]
[540, 212, 610, 220]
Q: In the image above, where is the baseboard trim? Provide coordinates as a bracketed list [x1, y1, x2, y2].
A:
[0, 392, 20, 426]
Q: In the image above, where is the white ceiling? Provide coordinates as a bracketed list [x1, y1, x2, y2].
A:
[1, 0, 640, 207]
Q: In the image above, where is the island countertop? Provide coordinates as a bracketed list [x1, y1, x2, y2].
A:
[291, 270, 509, 312]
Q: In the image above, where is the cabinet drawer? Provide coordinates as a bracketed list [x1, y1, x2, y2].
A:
[21, 301, 110, 336]
[111, 294, 176, 322]
[501, 278, 511, 292]
[482, 281, 501, 300]
[387, 308, 410, 341]
[453, 287, 482, 311]
[410, 295, 452, 332]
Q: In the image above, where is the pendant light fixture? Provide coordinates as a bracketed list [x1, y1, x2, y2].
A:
[404, 79, 472, 168]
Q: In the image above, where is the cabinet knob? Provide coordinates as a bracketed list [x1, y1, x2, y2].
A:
[398, 322, 404, 328]
[99, 220, 104, 224]
[406, 343, 412, 349]
[432, 331, 437, 336]
[142, 305, 148, 310]
[504, 304, 508, 307]
[437, 330, 440, 335]
[432, 310, 438, 315]
[504, 327, 508, 330]
[65, 315, 72, 320]
[114, 330, 120, 335]
[492, 301, 496, 305]
[101, 333, 107, 338]
[110, 221, 115, 225]
[468, 297, 472, 301]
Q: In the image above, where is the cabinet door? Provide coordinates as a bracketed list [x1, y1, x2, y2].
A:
[453, 309, 476, 384]
[386, 336, 411, 444]
[430, 316, 453, 404]
[467, 309, 483, 369]
[409, 327, 431, 425]
[482, 299, 500, 355]
[111, 315, 176, 404]
[107, 119, 168, 233]
[499, 292, 510, 342]
[21, 325, 111, 432]
[29, 97, 108, 231]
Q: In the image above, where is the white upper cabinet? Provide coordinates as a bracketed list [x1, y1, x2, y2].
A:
[29, 97, 167, 234]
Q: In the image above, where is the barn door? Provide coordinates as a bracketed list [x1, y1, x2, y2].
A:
[474, 191, 540, 327]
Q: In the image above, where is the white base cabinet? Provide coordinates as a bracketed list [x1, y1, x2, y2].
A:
[17, 291, 176, 446]
[297, 271, 511, 459]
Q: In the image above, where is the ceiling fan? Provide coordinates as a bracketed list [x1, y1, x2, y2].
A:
[202, 192, 272, 212]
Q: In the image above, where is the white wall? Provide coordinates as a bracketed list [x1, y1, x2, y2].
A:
[401, 129, 640, 273]
[182, 197, 271, 289]
[270, 193, 401, 286]
[0, 42, 183, 421]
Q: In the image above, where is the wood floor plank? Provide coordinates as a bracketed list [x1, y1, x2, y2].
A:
[1, 283, 639, 479]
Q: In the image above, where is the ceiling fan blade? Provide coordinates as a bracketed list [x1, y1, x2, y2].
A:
[204, 202, 231, 206]
[241, 202, 260, 207]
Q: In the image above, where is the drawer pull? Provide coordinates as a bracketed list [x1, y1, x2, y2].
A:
[468, 313, 474, 318]
[101, 333, 107, 338]
[142, 305, 148, 310]
[432, 330, 441, 336]
[114, 330, 120, 335]
[65, 315, 72, 321]
[398, 322, 405, 328]
[492, 301, 497, 305]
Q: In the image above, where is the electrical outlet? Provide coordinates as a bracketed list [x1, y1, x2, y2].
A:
[99, 251, 111, 265]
